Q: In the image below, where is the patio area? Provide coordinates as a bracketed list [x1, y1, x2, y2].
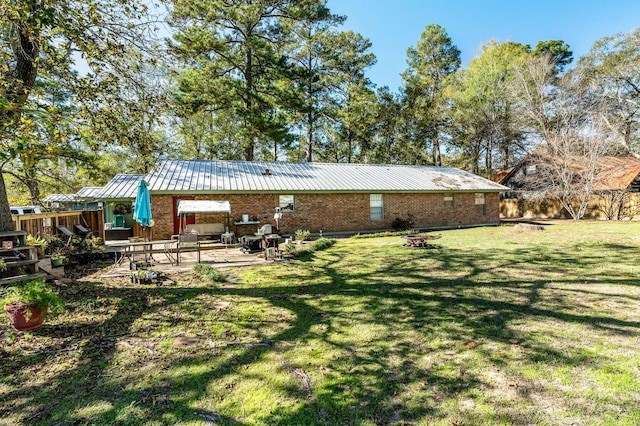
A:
[101, 241, 279, 279]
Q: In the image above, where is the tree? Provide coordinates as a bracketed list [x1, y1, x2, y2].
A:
[402, 24, 460, 166]
[446, 41, 530, 175]
[282, 5, 344, 161]
[510, 54, 615, 219]
[368, 87, 403, 164]
[575, 28, 640, 155]
[320, 31, 376, 163]
[0, 0, 156, 231]
[168, 0, 327, 161]
[532, 40, 573, 73]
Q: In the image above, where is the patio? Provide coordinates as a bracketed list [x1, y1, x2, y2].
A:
[101, 241, 279, 279]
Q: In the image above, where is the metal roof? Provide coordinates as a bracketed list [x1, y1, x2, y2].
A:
[146, 159, 509, 193]
[42, 194, 76, 203]
[97, 174, 145, 199]
[75, 186, 104, 199]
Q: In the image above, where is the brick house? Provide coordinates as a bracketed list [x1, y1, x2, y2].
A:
[135, 159, 508, 239]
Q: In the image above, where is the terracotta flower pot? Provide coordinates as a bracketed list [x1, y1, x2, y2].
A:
[3, 303, 46, 331]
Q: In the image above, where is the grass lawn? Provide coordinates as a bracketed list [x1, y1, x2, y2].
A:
[1, 221, 640, 425]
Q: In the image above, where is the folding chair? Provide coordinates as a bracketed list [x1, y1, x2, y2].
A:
[177, 233, 200, 265]
[74, 224, 93, 237]
[57, 225, 76, 247]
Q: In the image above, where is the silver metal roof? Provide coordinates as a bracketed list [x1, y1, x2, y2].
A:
[97, 174, 145, 199]
[42, 194, 76, 203]
[147, 160, 509, 193]
[75, 186, 104, 199]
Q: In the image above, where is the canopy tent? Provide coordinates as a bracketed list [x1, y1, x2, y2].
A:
[177, 200, 230, 215]
[177, 200, 231, 234]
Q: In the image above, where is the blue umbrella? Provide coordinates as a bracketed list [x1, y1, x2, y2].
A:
[133, 180, 152, 228]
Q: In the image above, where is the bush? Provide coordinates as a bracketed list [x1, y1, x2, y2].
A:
[294, 229, 311, 242]
[283, 242, 298, 256]
[391, 215, 414, 231]
[313, 237, 336, 251]
[193, 264, 226, 283]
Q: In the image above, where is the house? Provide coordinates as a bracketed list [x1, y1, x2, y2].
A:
[135, 159, 508, 240]
[496, 156, 640, 219]
[95, 174, 146, 239]
[42, 194, 76, 211]
[73, 186, 104, 211]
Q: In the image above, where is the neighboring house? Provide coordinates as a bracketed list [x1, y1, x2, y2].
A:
[135, 159, 508, 240]
[73, 186, 104, 211]
[496, 156, 640, 219]
[42, 194, 76, 211]
[96, 174, 145, 227]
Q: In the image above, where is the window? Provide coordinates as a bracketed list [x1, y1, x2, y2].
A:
[370, 194, 384, 220]
[443, 193, 454, 208]
[475, 193, 486, 216]
[279, 195, 294, 212]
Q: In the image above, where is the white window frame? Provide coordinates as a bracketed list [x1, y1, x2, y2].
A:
[279, 195, 294, 212]
[370, 194, 384, 220]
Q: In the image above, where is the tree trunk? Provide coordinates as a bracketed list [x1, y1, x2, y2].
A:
[244, 45, 254, 161]
[0, 173, 14, 231]
[0, 15, 40, 232]
[305, 110, 313, 162]
[432, 136, 441, 166]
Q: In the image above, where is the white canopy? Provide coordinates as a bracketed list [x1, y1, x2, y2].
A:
[177, 200, 231, 215]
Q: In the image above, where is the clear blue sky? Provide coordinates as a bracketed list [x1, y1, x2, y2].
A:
[326, 0, 640, 91]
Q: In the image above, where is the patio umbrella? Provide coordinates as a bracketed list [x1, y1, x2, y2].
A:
[133, 179, 152, 241]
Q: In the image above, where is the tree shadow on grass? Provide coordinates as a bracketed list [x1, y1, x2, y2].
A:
[1, 237, 639, 425]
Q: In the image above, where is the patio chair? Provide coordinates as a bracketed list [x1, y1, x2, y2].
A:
[56, 225, 76, 247]
[177, 233, 200, 265]
[74, 224, 93, 237]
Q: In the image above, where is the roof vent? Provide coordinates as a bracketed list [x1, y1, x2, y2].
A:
[262, 168, 271, 176]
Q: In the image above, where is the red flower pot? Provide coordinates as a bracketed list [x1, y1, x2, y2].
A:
[3, 303, 46, 331]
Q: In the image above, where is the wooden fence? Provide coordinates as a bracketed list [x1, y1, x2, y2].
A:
[10, 210, 105, 241]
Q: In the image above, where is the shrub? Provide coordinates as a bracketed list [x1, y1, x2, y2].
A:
[294, 229, 311, 242]
[313, 237, 336, 251]
[283, 242, 298, 256]
[391, 215, 414, 231]
[193, 264, 226, 283]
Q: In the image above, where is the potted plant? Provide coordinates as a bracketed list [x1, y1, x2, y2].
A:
[50, 249, 66, 267]
[2, 277, 64, 331]
[26, 234, 48, 257]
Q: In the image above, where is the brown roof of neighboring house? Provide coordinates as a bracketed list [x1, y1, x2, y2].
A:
[594, 156, 640, 191]
[492, 170, 511, 184]
[499, 156, 640, 191]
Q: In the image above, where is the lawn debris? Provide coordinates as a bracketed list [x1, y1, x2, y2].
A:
[277, 354, 313, 398]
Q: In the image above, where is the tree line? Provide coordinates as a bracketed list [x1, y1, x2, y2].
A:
[2, 0, 640, 229]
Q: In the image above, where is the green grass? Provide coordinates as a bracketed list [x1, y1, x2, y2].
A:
[1, 221, 640, 425]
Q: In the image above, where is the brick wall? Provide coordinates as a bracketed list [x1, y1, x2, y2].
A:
[150, 192, 501, 239]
